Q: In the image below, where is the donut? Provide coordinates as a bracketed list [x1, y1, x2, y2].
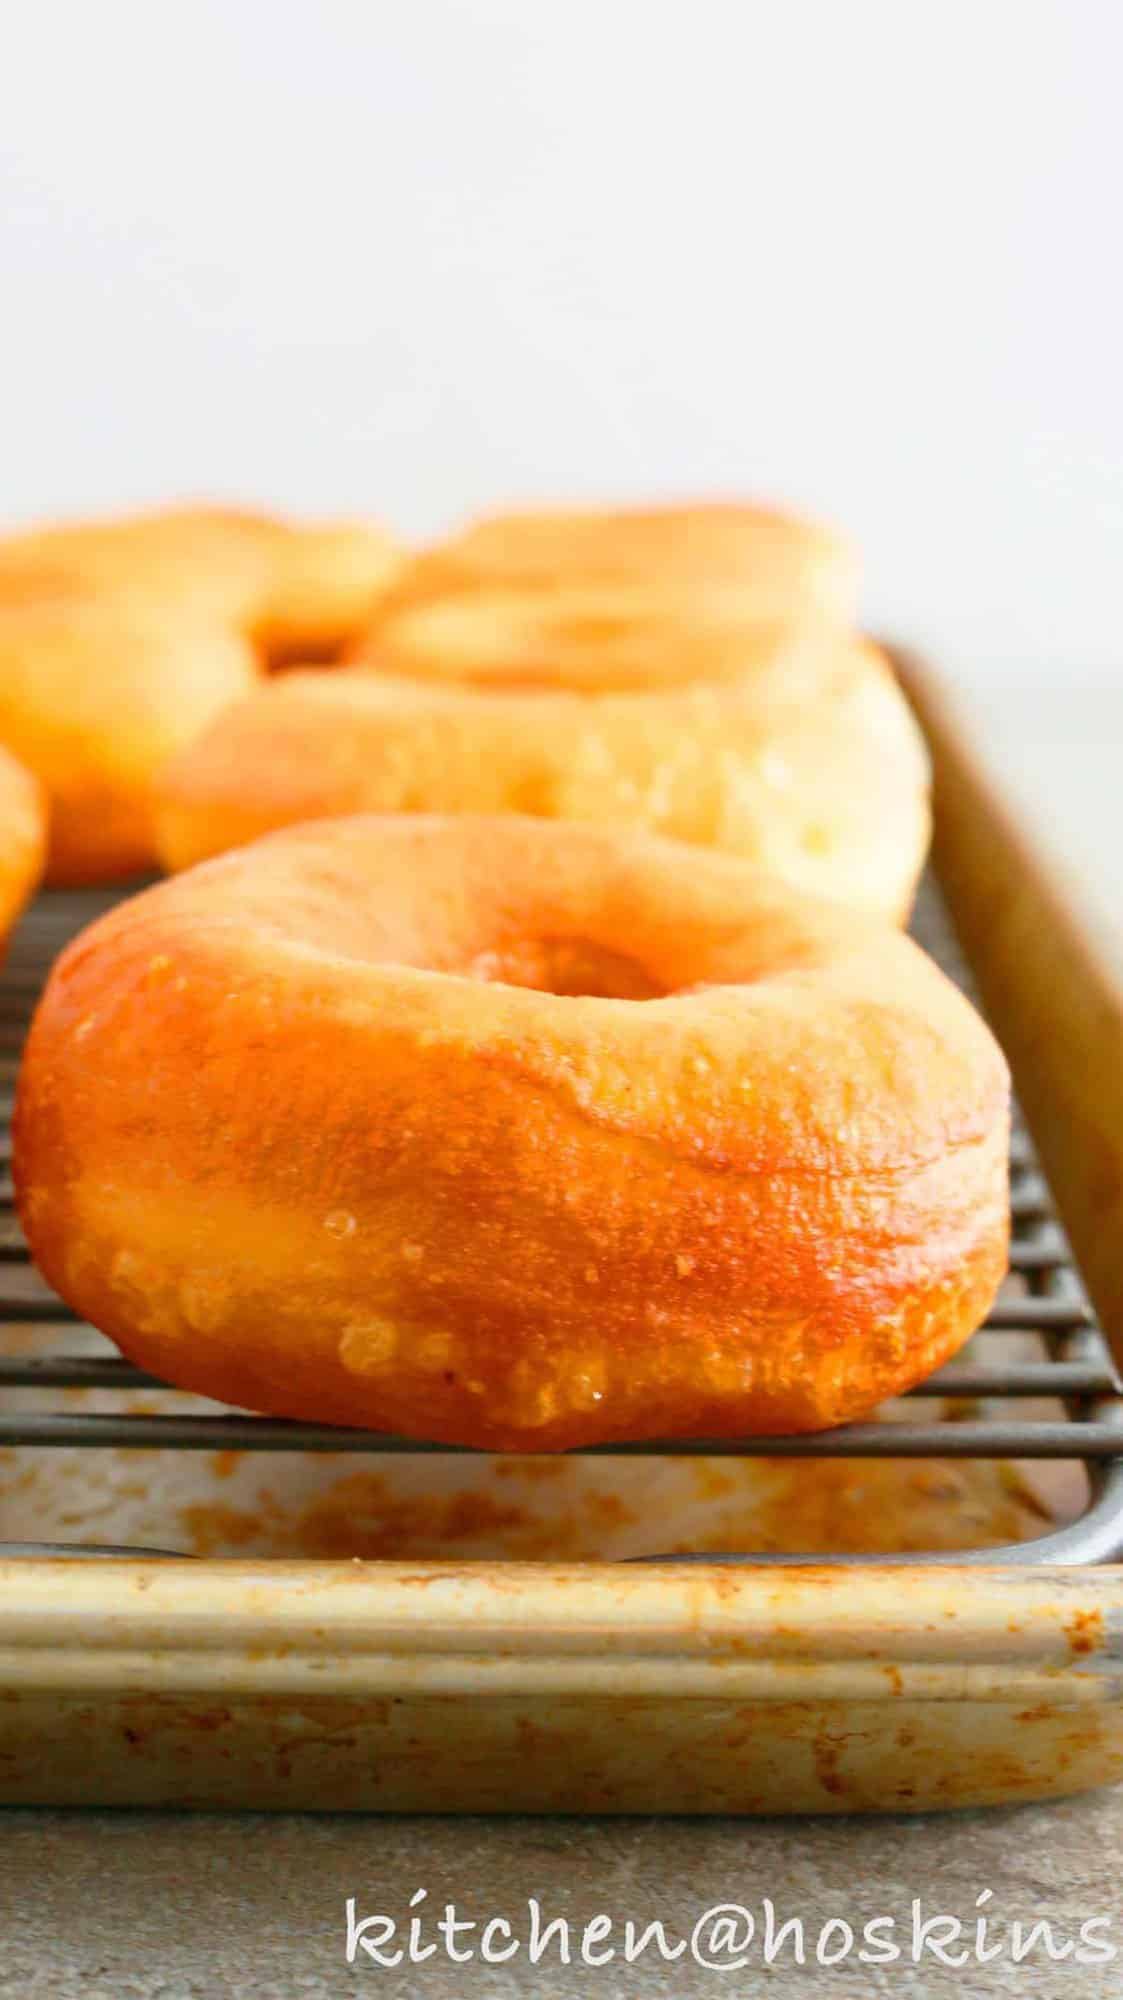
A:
[0, 504, 401, 664]
[157, 618, 930, 921]
[0, 505, 281, 630]
[370, 500, 860, 630]
[14, 815, 1010, 1451]
[0, 747, 45, 947]
[0, 499, 401, 881]
[0, 597, 258, 883]
[346, 584, 853, 690]
[251, 520, 402, 664]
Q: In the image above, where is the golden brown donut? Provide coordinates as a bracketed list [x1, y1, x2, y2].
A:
[0, 747, 46, 948]
[0, 502, 399, 880]
[251, 520, 402, 664]
[346, 584, 849, 691]
[373, 500, 860, 629]
[0, 504, 280, 629]
[158, 618, 930, 921]
[14, 815, 1010, 1450]
[0, 503, 401, 663]
[0, 597, 258, 883]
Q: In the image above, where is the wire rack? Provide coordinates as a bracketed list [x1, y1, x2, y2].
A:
[0, 879, 1121, 1565]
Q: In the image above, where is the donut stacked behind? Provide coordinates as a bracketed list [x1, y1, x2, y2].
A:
[0, 503, 401, 661]
[0, 503, 401, 880]
[371, 499, 861, 628]
[159, 603, 930, 922]
[0, 497, 876, 887]
[347, 584, 855, 691]
[0, 747, 46, 949]
[0, 597, 259, 884]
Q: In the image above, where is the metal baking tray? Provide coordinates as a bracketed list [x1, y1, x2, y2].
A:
[0, 651, 1120, 1811]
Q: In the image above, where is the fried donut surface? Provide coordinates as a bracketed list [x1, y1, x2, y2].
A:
[0, 503, 401, 662]
[0, 747, 45, 947]
[0, 597, 258, 883]
[0, 505, 281, 628]
[375, 500, 860, 627]
[15, 816, 1009, 1450]
[252, 520, 401, 663]
[347, 586, 850, 691]
[0, 501, 400, 879]
[158, 618, 930, 921]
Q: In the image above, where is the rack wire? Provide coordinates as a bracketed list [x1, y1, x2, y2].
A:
[0, 880, 1120, 1564]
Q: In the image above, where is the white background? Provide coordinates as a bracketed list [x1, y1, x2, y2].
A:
[1, 0, 1120, 684]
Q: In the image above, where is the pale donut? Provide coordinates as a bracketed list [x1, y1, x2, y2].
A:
[372, 500, 860, 629]
[0, 503, 401, 663]
[252, 520, 402, 663]
[346, 585, 855, 691]
[0, 747, 45, 948]
[14, 815, 1009, 1450]
[0, 505, 280, 629]
[0, 597, 259, 883]
[159, 617, 930, 921]
[0, 502, 401, 879]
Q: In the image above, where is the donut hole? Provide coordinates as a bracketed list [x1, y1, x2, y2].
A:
[464, 934, 666, 999]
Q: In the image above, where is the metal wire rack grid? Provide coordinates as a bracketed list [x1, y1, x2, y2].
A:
[0, 879, 1120, 1565]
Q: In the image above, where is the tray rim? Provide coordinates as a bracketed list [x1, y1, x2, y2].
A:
[0, 1557, 1120, 1705]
